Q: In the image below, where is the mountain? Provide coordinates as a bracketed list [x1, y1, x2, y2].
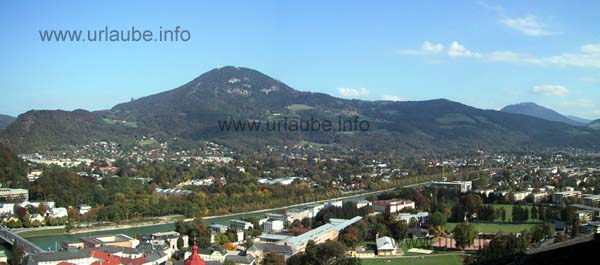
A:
[568, 115, 592, 125]
[0, 109, 154, 151]
[0, 143, 28, 188]
[589, 120, 600, 130]
[3, 66, 600, 154]
[0, 114, 15, 129]
[501, 102, 585, 126]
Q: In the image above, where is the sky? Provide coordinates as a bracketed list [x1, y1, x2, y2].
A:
[1, 0, 600, 120]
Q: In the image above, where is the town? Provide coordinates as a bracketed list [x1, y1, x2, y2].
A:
[1, 142, 600, 265]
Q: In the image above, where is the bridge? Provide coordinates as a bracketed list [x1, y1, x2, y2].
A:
[0, 227, 45, 254]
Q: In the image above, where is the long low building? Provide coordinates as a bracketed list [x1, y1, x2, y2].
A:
[0, 188, 28, 202]
[429, 181, 472, 193]
[372, 199, 415, 214]
[249, 216, 362, 260]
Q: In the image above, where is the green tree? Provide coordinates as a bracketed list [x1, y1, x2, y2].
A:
[262, 251, 285, 265]
[340, 227, 360, 249]
[531, 206, 538, 220]
[430, 211, 447, 227]
[177, 237, 184, 249]
[9, 245, 25, 265]
[477, 233, 528, 262]
[453, 223, 477, 250]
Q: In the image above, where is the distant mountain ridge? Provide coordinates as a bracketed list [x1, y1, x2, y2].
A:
[0, 114, 15, 129]
[501, 102, 587, 126]
[3, 66, 600, 154]
[589, 120, 600, 130]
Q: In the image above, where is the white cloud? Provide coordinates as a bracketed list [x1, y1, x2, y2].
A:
[447, 41, 481, 57]
[398, 42, 600, 68]
[530, 85, 569, 97]
[381, 95, 403, 101]
[337, 87, 369, 97]
[580, 76, 600, 83]
[500, 16, 556, 36]
[559, 99, 596, 109]
[398, 41, 480, 58]
[476, 1, 505, 14]
[421, 41, 444, 53]
[581, 44, 600, 54]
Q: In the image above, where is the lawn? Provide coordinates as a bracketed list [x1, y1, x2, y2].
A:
[362, 255, 463, 265]
[443, 222, 535, 233]
[489, 204, 539, 222]
[401, 239, 443, 256]
[17, 227, 66, 238]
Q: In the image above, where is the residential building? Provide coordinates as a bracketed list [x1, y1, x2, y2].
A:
[286, 208, 310, 222]
[209, 224, 229, 234]
[50, 207, 68, 218]
[397, 212, 429, 225]
[263, 219, 284, 233]
[584, 221, 600, 234]
[80, 234, 139, 249]
[258, 233, 291, 244]
[303, 204, 324, 218]
[0, 188, 28, 202]
[372, 199, 415, 214]
[78, 204, 92, 215]
[0, 203, 14, 216]
[583, 194, 600, 207]
[576, 210, 595, 224]
[324, 200, 343, 208]
[429, 181, 472, 193]
[552, 190, 582, 204]
[376, 236, 398, 256]
[260, 213, 287, 224]
[355, 200, 372, 209]
[24, 250, 95, 265]
[229, 219, 253, 231]
[154, 188, 192, 196]
[531, 192, 549, 203]
[252, 216, 362, 260]
[18, 201, 55, 209]
[512, 191, 531, 201]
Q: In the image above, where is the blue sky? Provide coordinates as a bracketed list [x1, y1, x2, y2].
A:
[1, 0, 600, 119]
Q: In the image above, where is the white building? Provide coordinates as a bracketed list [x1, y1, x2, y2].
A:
[429, 181, 472, 193]
[397, 212, 429, 225]
[552, 190, 582, 204]
[324, 200, 343, 208]
[263, 219, 284, 233]
[50, 207, 68, 218]
[376, 236, 398, 256]
[372, 199, 415, 214]
[286, 208, 311, 222]
[0, 203, 14, 216]
[356, 200, 372, 209]
[512, 191, 531, 201]
[229, 219, 253, 231]
[78, 204, 92, 215]
[304, 204, 324, 218]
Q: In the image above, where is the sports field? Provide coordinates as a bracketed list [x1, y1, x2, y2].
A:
[489, 204, 539, 222]
[444, 222, 535, 233]
[362, 254, 463, 265]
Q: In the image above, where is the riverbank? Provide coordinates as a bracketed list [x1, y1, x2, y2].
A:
[69, 188, 393, 234]
[19, 181, 429, 238]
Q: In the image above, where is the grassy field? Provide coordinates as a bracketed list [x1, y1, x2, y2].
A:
[444, 222, 535, 233]
[489, 204, 539, 222]
[362, 255, 463, 265]
[16, 227, 66, 238]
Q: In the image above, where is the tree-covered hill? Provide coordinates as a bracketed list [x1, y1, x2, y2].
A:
[3, 66, 600, 154]
[0, 143, 28, 188]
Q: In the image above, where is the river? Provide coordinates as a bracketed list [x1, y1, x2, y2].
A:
[26, 192, 376, 251]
